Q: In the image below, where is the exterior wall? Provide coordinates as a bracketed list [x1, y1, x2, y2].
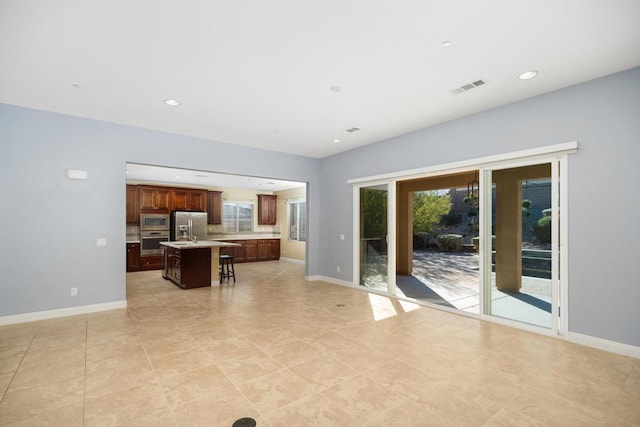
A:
[318, 67, 640, 347]
[275, 187, 307, 261]
[0, 105, 319, 318]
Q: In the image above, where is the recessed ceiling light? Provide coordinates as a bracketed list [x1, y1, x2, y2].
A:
[164, 99, 180, 106]
[333, 139, 341, 143]
[330, 86, 341, 92]
[518, 71, 538, 80]
[72, 83, 83, 90]
[175, 175, 181, 179]
[441, 41, 452, 48]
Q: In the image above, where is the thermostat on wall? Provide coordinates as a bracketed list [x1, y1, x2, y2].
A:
[67, 169, 88, 180]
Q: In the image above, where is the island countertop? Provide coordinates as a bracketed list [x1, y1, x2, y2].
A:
[160, 241, 241, 250]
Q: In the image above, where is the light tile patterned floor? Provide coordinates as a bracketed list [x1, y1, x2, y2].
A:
[0, 261, 638, 426]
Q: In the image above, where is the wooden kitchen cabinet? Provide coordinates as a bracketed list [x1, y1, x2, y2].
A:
[163, 246, 211, 289]
[244, 240, 258, 262]
[257, 240, 270, 261]
[171, 189, 206, 212]
[126, 185, 139, 225]
[230, 240, 246, 262]
[257, 239, 280, 261]
[215, 239, 278, 263]
[269, 239, 281, 260]
[139, 186, 170, 213]
[139, 255, 163, 270]
[257, 195, 277, 225]
[207, 191, 223, 224]
[126, 243, 140, 272]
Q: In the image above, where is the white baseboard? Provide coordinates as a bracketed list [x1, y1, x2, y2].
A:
[280, 257, 305, 265]
[568, 332, 640, 359]
[0, 301, 128, 326]
[305, 276, 640, 359]
[306, 275, 354, 287]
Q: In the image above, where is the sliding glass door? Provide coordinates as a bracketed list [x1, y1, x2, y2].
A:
[481, 160, 561, 331]
[358, 183, 394, 293]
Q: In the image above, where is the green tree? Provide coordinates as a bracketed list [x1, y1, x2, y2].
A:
[413, 191, 451, 234]
[361, 188, 387, 238]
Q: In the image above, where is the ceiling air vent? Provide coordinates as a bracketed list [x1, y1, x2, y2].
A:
[451, 79, 487, 94]
[343, 127, 360, 134]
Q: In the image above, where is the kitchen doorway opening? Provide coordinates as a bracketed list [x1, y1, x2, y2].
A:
[125, 163, 308, 281]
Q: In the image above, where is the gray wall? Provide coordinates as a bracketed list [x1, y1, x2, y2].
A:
[318, 67, 640, 347]
[2, 67, 639, 348]
[0, 105, 320, 316]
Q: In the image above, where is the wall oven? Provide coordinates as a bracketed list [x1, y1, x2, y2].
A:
[140, 213, 170, 231]
[140, 230, 169, 256]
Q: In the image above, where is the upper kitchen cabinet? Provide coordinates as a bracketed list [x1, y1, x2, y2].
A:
[138, 186, 171, 213]
[171, 189, 206, 212]
[257, 194, 277, 225]
[126, 185, 139, 225]
[207, 191, 223, 224]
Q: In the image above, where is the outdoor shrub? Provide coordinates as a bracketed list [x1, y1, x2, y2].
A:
[472, 235, 496, 251]
[413, 232, 430, 249]
[436, 234, 463, 252]
[534, 216, 552, 243]
[440, 212, 463, 226]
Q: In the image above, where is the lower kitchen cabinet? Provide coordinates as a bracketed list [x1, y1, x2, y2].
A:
[216, 239, 279, 263]
[139, 255, 163, 270]
[244, 240, 258, 262]
[163, 247, 211, 289]
[269, 239, 280, 260]
[126, 243, 140, 272]
[258, 239, 280, 261]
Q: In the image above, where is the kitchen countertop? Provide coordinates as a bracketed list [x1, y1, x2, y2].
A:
[126, 240, 140, 244]
[208, 234, 281, 241]
[161, 241, 241, 250]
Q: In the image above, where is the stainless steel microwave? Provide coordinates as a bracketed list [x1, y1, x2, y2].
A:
[140, 213, 170, 231]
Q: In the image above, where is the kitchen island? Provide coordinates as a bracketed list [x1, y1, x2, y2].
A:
[160, 241, 240, 289]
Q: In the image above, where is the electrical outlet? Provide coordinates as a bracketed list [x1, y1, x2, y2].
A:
[340, 234, 345, 240]
[337, 266, 340, 273]
[96, 238, 107, 247]
[70, 287, 78, 296]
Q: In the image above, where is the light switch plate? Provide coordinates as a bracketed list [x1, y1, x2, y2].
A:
[97, 238, 107, 247]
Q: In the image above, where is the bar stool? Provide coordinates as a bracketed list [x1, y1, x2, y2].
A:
[219, 254, 235, 282]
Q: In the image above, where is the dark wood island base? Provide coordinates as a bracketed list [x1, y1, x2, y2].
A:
[163, 246, 212, 289]
[161, 240, 240, 289]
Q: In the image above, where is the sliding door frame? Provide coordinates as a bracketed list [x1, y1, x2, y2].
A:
[352, 179, 397, 297]
[349, 142, 575, 337]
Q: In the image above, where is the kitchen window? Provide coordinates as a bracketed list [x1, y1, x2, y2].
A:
[223, 202, 253, 233]
[288, 200, 306, 241]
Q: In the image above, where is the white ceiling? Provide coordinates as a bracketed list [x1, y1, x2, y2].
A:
[126, 163, 305, 192]
[2, 1, 640, 159]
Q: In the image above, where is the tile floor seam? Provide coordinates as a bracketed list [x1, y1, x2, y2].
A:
[524, 381, 614, 425]
[188, 326, 269, 426]
[140, 336, 179, 427]
[82, 318, 88, 427]
[0, 330, 36, 405]
[229, 374, 272, 426]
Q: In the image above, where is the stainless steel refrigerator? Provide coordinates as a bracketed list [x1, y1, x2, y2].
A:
[170, 211, 208, 241]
